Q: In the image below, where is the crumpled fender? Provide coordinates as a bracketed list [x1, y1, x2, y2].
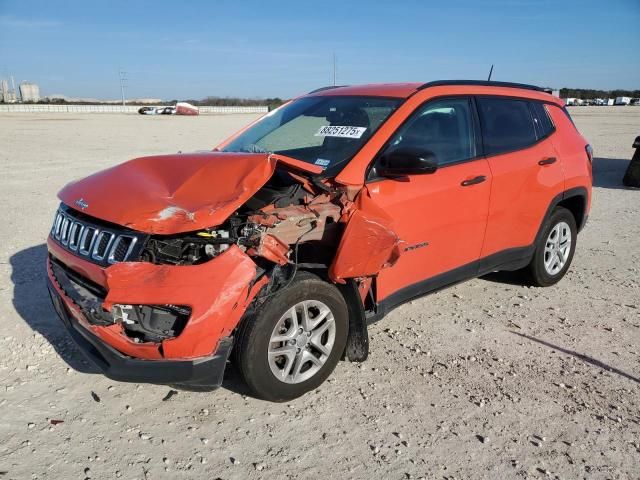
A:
[329, 190, 403, 283]
[100, 245, 267, 359]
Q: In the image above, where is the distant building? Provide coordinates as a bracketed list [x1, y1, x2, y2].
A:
[0, 79, 17, 103]
[19, 82, 40, 102]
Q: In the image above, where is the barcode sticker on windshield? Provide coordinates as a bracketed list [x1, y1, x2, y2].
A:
[314, 158, 331, 167]
[315, 125, 367, 138]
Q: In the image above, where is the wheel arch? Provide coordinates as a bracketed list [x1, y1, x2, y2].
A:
[294, 268, 370, 363]
[556, 188, 588, 232]
[537, 187, 588, 244]
[234, 267, 370, 363]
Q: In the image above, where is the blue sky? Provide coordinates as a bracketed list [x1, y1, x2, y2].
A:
[0, 0, 638, 100]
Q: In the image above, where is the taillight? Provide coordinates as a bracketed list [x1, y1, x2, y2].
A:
[585, 144, 593, 163]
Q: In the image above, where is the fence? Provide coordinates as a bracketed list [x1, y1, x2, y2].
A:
[0, 104, 269, 114]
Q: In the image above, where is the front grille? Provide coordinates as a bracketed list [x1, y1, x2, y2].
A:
[50, 205, 144, 266]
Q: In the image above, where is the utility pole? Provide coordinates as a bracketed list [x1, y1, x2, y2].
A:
[332, 53, 336, 86]
[119, 70, 127, 106]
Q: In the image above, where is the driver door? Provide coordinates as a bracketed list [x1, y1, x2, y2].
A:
[366, 97, 492, 302]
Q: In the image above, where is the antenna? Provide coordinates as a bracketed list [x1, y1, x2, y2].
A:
[332, 53, 336, 86]
[119, 69, 127, 106]
[487, 64, 494, 81]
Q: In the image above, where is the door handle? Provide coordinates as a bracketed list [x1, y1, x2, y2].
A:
[538, 157, 557, 166]
[461, 175, 487, 187]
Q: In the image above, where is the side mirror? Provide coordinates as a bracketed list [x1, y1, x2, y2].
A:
[633, 135, 640, 149]
[378, 147, 438, 177]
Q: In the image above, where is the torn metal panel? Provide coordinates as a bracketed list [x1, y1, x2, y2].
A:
[247, 233, 290, 265]
[58, 152, 322, 235]
[249, 200, 342, 245]
[102, 245, 265, 359]
[329, 191, 403, 283]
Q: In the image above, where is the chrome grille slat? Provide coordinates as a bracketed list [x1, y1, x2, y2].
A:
[92, 231, 115, 261]
[107, 235, 138, 264]
[60, 218, 71, 245]
[53, 212, 63, 237]
[68, 222, 83, 250]
[79, 227, 97, 255]
[50, 207, 141, 265]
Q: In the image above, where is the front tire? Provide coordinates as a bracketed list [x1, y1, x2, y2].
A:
[233, 272, 348, 402]
[527, 206, 577, 287]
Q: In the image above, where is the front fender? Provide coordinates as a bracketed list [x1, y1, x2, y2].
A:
[103, 245, 267, 359]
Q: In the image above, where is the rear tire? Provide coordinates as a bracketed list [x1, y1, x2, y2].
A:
[233, 272, 348, 402]
[527, 206, 577, 287]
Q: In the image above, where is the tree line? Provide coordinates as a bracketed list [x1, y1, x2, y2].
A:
[16, 96, 285, 107]
[177, 96, 285, 108]
[560, 88, 640, 99]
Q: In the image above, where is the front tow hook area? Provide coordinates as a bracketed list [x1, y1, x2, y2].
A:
[48, 282, 233, 388]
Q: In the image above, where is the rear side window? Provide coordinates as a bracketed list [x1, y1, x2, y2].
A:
[529, 102, 555, 138]
[477, 98, 537, 155]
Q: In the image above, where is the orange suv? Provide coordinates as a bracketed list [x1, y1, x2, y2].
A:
[47, 80, 592, 401]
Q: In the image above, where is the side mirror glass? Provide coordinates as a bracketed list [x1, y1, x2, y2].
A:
[633, 135, 640, 149]
[378, 147, 438, 177]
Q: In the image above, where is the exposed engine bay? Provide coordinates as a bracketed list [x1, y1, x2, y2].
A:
[140, 168, 345, 269]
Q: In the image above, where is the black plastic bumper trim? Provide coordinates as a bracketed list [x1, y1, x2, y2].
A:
[47, 282, 232, 388]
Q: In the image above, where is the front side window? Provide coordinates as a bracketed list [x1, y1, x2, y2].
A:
[477, 97, 537, 155]
[222, 96, 401, 175]
[386, 97, 476, 166]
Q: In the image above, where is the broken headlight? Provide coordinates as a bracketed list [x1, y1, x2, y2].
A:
[140, 229, 234, 265]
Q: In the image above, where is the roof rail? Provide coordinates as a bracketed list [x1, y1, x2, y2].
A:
[308, 85, 348, 94]
[418, 80, 552, 94]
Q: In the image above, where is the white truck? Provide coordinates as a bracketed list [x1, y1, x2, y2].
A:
[615, 97, 631, 105]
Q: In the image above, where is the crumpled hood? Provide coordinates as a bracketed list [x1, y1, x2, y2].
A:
[58, 151, 322, 234]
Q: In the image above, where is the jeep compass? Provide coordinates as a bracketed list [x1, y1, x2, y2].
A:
[47, 81, 593, 401]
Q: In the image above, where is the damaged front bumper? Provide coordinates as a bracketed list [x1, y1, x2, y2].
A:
[46, 239, 267, 388]
[48, 283, 232, 387]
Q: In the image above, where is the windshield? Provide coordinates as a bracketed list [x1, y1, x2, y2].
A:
[221, 96, 401, 175]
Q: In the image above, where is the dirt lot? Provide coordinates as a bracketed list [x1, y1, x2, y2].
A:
[1, 107, 639, 480]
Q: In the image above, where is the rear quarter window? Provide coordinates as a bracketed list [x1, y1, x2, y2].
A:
[529, 101, 555, 139]
[477, 97, 537, 155]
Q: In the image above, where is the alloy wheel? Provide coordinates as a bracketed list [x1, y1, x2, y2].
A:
[543, 221, 572, 276]
[267, 300, 336, 384]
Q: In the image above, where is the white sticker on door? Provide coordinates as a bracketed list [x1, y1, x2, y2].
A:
[314, 125, 367, 138]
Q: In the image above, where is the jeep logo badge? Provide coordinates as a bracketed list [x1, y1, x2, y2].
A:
[75, 198, 89, 210]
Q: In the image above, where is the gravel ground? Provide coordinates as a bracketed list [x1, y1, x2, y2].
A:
[0, 107, 639, 480]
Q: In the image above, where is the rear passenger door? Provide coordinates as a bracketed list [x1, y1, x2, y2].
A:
[477, 97, 564, 258]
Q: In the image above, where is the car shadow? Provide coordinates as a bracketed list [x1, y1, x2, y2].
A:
[10, 244, 99, 373]
[511, 331, 639, 384]
[592, 156, 635, 189]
